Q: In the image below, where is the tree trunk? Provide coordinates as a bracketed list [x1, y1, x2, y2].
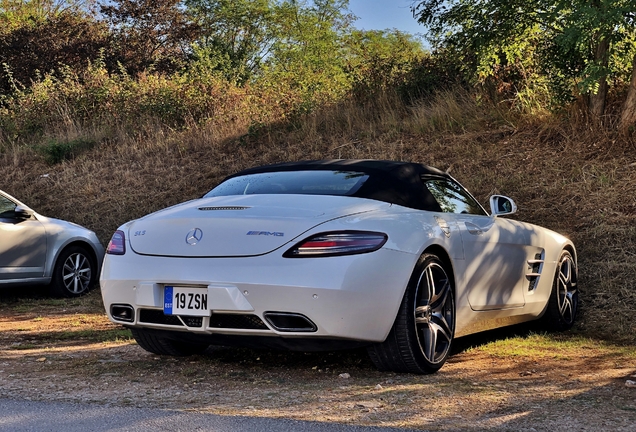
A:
[619, 52, 636, 133]
[588, 37, 610, 118]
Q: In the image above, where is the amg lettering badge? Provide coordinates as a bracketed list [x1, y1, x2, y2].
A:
[246, 231, 284, 237]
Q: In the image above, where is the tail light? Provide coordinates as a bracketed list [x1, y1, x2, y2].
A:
[106, 230, 126, 255]
[283, 231, 387, 258]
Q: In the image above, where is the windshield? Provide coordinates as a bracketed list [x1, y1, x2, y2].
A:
[204, 170, 369, 198]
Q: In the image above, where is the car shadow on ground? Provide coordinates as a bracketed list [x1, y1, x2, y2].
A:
[451, 322, 539, 355]
[201, 344, 375, 372]
[0, 284, 50, 301]
[195, 323, 543, 373]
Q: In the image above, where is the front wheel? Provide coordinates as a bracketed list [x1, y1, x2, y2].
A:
[367, 253, 455, 374]
[49, 245, 96, 298]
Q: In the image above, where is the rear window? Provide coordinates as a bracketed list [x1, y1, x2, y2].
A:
[204, 171, 369, 198]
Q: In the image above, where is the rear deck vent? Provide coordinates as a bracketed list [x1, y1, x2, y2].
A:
[198, 206, 250, 211]
[209, 313, 269, 330]
[264, 312, 317, 332]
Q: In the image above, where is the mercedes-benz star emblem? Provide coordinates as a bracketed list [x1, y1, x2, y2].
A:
[185, 228, 203, 245]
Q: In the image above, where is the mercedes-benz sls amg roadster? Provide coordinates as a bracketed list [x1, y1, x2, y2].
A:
[100, 160, 578, 373]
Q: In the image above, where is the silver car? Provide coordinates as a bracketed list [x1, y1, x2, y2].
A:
[0, 189, 104, 297]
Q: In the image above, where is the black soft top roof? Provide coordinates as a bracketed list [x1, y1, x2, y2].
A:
[224, 159, 450, 211]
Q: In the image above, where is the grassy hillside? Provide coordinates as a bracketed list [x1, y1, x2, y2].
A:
[1, 90, 635, 343]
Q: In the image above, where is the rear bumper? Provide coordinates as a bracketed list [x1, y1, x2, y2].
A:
[100, 248, 418, 344]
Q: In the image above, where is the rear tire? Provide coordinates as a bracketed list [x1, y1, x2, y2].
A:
[131, 328, 209, 356]
[367, 253, 455, 374]
[49, 245, 96, 298]
[541, 250, 578, 331]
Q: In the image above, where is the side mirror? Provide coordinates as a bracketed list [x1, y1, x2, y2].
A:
[13, 205, 33, 219]
[489, 195, 517, 217]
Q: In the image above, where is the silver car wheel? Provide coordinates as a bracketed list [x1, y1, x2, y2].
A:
[62, 252, 92, 294]
[51, 247, 94, 297]
[414, 262, 455, 365]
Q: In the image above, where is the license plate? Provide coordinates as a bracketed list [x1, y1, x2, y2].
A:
[163, 286, 208, 316]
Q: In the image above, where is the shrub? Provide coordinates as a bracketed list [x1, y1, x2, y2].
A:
[39, 138, 96, 164]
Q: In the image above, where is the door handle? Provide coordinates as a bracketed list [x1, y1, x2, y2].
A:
[465, 222, 484, 235]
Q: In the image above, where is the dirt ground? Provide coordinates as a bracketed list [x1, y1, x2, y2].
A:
[1, 289, 635, 431]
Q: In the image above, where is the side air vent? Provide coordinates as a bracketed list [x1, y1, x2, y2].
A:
[526, 252, 545, 291]
[198, 206, 250, 211]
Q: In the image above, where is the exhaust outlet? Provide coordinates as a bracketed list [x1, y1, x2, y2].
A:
[111, 304, 134, 322]
[264, 312, 317, 332]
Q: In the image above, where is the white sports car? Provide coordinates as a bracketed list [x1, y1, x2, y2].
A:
[100, 160, 578, 373]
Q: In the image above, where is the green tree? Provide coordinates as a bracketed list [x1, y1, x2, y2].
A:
[185, 0, 275, 84]
[261, 0, 355, 109]
[0, 1, 107, 95]
[343, 29, 426, 97]
[412, 0, 636, 129]
[0, 0, 94, 31]
[100, 0, 201, 75]
[186, 0, 358, 107]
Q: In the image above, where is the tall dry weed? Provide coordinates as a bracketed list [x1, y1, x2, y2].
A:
[408, 89, 517, 134]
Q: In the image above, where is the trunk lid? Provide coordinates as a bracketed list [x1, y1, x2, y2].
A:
[128, 194, 385, 257]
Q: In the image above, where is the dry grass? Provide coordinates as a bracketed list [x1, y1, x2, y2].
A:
[1, 89, 635, 343]
[1, 306, 635, 430]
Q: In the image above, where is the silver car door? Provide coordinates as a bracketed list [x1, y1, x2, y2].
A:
[0, 195, 47, 281]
